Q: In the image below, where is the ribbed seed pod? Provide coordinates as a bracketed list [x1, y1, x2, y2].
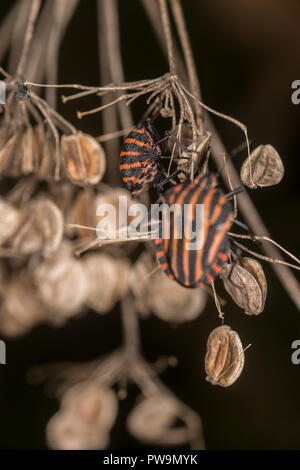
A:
[127, 394, 192, 446]
[240, 145, 284, 189]
[46, 383, 118, 450]
[83, 253, 130, 314]
[12, 198, 64, 257]
[0, 197, 21, 245]
[61, 133, 106, 185]
[21, 126, 34, 174]
[130, 253, 207, 322]
[205, 325, 244, 387]
[33, 243, 88, 319]
[72, 188, 96, 239]
[0, 275, 47, 337]
[221, 257, 267, 315]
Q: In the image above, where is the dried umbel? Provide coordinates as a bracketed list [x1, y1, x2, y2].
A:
[47, 383, 118, 450]
[0, 198, 21, 245]
[61, 132, 106, 185]
[33, 243, 88, 319]
[221, 257, 267, 315]
[130, 253, 207, 322]
[127, 393, 190, 446]
[205, 325, 244, 387]
[83, 253, 130, 313]
[240, 145, 284, 189]
[0, 275, 47, 337]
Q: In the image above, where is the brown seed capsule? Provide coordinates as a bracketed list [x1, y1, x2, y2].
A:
[37, 130, 56, 181]
[72, 188, 96, 238]
[205, 325, 244, 387]
[240, 144, 284, 189]
[33, 243, 88, 319]
[0, 197, 21, 245]
[21, 126, 34, 174]
[94, 187, 134, 239]
[127, 394, 192, 446]
[32, 124, 45, 171]
[221, 257, 267, 315]
[130, 253, 207, 322]
[46, 384, 118, 450]
[61, 132, 106, 185]
[83, 253, 130, 313]
[12, 198, 64, 257]
[0, 130, 22, 176]
[0, 275, 47, 337]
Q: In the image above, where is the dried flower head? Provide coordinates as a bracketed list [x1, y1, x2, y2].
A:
[205, 325, 244, 387]
[240, 144, 284, 189]
[221, 257, 267, 315]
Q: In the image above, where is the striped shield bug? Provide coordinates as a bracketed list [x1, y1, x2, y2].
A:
[120, 119, 194, 196]
[120, 119, 164, 196]
[154, 172, 234, 288]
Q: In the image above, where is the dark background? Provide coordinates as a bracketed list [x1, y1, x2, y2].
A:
[0, 0, 300, 450]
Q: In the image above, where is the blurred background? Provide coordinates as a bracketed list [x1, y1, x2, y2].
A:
[0, 0, 300, 449]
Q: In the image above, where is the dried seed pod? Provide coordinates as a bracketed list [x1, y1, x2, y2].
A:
[94, 187, 135, 239]
[34, 243, 88, 319]
[221, 257, 267, 315]
[72, 188, 96, 238]
[0, 130, 22, 176]
[37, 130, 56, 181]
[0, 275, 47, 337]
[12, 198, 63, 257]
[205, 325, 244, 387]
[61, 132, 106, 185]
[46, 384, 118, 450]
[0, 123, 9, 149]
[240, 145, 284, 189]
[0, 197, 21, 245]
[130, 253, 206, 322]
[83, 253, 130, 313]
[21, 126, 34, 174]
[32, 124, 45, 171]
[127, 394, 190, 446]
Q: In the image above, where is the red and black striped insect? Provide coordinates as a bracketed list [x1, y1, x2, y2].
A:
[120, 118, 167, 196]
[155, 172, 234, 287]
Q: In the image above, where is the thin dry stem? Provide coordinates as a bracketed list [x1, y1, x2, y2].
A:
[16, 0, 41, 78]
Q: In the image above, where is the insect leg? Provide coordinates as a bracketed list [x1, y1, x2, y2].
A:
[226, 187, 244, 199]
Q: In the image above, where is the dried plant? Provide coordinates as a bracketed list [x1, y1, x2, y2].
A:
[0, 0, 299, 451]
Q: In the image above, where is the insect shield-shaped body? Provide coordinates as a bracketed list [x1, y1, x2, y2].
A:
[120, 119, 165, 196]
[155, 173, 234, 287]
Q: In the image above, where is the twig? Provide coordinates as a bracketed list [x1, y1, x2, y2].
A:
[16, 0, 41, 78]
[229, 238, 300, 271]
[158, 0, 176, 74]
[169, 0, 204, 134]
[103, 0, 133, 130]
